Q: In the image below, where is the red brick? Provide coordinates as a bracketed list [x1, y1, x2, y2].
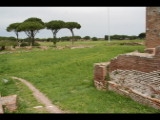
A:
[146, 7, 160, 48]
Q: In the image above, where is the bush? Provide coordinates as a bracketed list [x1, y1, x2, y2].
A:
[83, 36, 90, 40]
[92, 37, 98, 41]
[33, 42, 40, 46]
[0, 40, 17, 46]
[20, 42, 29, 47]
[0, 40, 17, 51]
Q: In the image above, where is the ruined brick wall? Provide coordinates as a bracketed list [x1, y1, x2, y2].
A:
[108, 80, 160, 110]
[109, 52, 160, 73]
[94, 62, 109, 90]
[108, 58, 160, 109]
[145, 7, 160, 48]
[93, 49, 160, 109]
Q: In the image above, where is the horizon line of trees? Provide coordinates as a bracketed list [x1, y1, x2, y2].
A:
[0, 32, 145, 43]
[0, 32, 145, 51]
[105, 32, 146, 40]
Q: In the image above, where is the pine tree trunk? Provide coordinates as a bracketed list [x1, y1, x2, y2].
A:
[71, 29, 74, 45]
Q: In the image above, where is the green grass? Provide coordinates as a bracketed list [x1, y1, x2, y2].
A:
[0, 76, 48, 113]
[1, 40, 160, 113]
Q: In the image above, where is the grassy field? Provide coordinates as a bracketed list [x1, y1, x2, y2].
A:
[1, 40, 160, 113]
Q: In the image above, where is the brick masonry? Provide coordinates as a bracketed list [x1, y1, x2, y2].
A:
[109, 51, 160, 73]
[94, 50, 160, 109]
[146, 7, 160, 48]
[108, 81, 160, 110]
[93, 62, 110, 90]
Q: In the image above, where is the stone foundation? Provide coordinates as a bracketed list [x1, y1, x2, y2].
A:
[93, 48, 160, 110]
[108, 81, 160, 110]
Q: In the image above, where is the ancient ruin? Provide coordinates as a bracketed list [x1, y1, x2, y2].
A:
[0, 94, 17, 113]
[94, 7, 160, 109]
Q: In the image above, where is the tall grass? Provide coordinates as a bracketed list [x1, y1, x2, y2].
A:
[1, 40, 160, 113]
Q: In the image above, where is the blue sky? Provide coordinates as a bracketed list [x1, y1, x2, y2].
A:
[0, 7, 146, 38]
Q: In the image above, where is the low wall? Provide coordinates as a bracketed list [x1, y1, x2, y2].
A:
[94, 62, 110, 91]
[109, 52, 159, 73]
[93, 47, 160, 110]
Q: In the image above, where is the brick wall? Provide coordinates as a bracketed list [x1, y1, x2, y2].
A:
[146, 7, 160, 48]
[109, 52, 160, 73]
[93, 62, 110, 90]
[108, 81, 160, 110]
[93, 49, 160, 110]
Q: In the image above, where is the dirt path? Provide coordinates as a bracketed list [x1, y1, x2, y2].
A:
[11, 76, 65, 113]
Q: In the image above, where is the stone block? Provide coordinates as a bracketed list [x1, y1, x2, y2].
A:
[0, 94, 17, 112]
[144, 48, 155, 54]
[155, 46, 160, 56]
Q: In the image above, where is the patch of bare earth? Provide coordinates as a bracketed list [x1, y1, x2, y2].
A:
[12, 76, 67, 113]
[70, 45, 93, 49]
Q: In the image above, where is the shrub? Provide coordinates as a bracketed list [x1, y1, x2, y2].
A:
[0, 40, 17, 50]
[20, 42, 29, 47]
[83, 36, 90, 40]
[92, 37, 98, 41]
[33, 42, 40, 46]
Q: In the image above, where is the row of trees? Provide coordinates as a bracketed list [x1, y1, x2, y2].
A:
[6, 17, 81, 47]
[104, 33, 146, 40]
[0, 32, 145, 43]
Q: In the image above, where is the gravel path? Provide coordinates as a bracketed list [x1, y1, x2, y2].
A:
[12, 76, 65, 113]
